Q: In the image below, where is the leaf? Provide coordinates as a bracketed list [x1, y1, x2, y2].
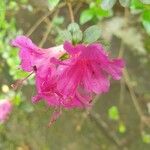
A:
[118, 122, 126, 133]
[67, 23, 83, 43]
[140, 0, 150, 4]
[59, 30, 72, 42]
[83, 25, 101, 44]
[130, 0, 145, 10]
[52, 16, 64, 25]
[119, 0, 131, 7]
[67, 22, 80, 33]
[72, 30, 83, 44]
[142, 132, 150, 144]
[108, 106, 119, 121]
[101, 0, 117, 10]
[48, 0, 60, 10]
[0, 0, 6, 28]
[142, 10, 150, 35]
[80, 9, 94, 25]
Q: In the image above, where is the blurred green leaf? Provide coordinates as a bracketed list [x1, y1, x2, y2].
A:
[67, 23, 83, 43]
[101, 0, 117, 10]
[52, 16, 64, 25]
[80, 9, 94, 25]
[91, 1, 112, 17]
[21, 103, 34, 113]
[142, 10, 150, 35]
[130, 0, 145, 10]
[140, 0, 150, 4]
[108, 106, 119, 121]
[8, 1, 19, 11]
[67, 22, 80, 33]
[58, 30, 72, 42]
[48, 0, 60, 10]
[119, 0, 131, 7]
[12, 94, 22, 106]
[20, 0, 28, 4]
[142, 132, 150, 144]
[72, 30, 83, 44]
[83, 25, 101, 44]
[118, 122, 126, 133]
[0, 0, 6, 28]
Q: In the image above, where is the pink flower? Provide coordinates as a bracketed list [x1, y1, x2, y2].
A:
[11, 36, 65, 72]
[55, 41, 124, 105]
[11, 36, 124, 110]
[0, 99, 12, 123]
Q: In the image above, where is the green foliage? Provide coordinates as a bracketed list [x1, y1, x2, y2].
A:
[12, 93, 22, 106]
[142, 132, 150, 144]
[140, 0, 150, 4]
[68, 23, 83, 44]
[130, 0, 150, 35]
[0, 1, 28, 80]
[80, 0, 112, 25]
[119, 0, 131, 7]
[142, 10, 150, 35]
[48, 0, 60, 10]
[130, 0, 149, 10]
[52, 16, 64, 25]
[101, 0, 116, 10]
[108, 106, 120, 121]
[118, 122, 126, 133]
[83, 25, 101, 44]
[80, 9, 94, 25]
[58, 30, 72, 42]
[58, 22, 83, 44]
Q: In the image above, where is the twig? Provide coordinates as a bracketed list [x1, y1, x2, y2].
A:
[38, 10, 59, 47]
[124, 69, 143, 117]
[89, 112, 127, 149]
[25, 3, 65, 37]
[38, 23, 52, 47]
[26, 11, 52, 37]
[66, 0, 75, 22]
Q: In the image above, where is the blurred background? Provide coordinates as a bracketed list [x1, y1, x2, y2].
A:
[0, 0, 150, 149]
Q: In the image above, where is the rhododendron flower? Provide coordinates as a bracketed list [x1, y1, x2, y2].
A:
[11, 36, 65, 72]
[56, 41, 124, 102]
[0, 99, 12, 123]
[11, 36, 124, 110]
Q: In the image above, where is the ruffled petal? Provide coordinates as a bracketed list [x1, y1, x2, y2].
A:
[102, 59, 125, 80]
[63, 41, 85, 55]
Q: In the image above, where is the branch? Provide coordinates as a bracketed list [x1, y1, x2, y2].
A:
[66, 0, 75, 22]
[25, 3, 65, 37]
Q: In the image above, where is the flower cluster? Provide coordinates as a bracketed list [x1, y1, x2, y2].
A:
[11, 36, 124, 110]
[0, 99, 12, 123]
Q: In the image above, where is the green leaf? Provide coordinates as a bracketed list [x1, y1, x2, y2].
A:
[142, 132, 150, 144]
[140, 0, 150, 4]
[48, 0, 60, 10]
[67, 23, 83, 43]
[12, 93, 22, 106]
[101, 0, 117, 10]
[52, 16, 64, 25]
[118, 122, 126, 133]
[130, 0, 145, 10]
[58, 30, 72, 42]
[142, 10, 150, 35]
[67, 22, 80, 33]
[108, 106, 119, 121]
[72, 30, 83, 44]
[83, 25, 101, 44]
[119, 0, 131, 7]
[80, 9, 94, 25]
[0, 0, 6, 28]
